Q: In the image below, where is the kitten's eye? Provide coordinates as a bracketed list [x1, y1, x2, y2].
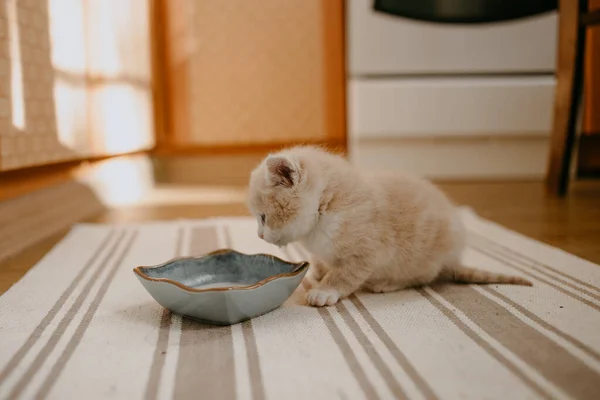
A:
[260, 214, 266, 224]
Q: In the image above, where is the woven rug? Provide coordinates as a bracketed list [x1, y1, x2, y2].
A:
[1, 209, 600, 400]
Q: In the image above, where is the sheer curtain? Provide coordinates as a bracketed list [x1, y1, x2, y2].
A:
[0, 0, 153, 171]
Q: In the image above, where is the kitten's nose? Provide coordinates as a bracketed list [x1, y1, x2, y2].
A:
[258, 233, 264, 239]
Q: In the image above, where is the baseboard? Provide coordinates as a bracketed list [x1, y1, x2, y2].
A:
[153, 153, 267, 186]
[156, 137, 550, 182]
[349, 136, 549, 179]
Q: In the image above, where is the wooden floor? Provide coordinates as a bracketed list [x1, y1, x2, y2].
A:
[1, 180, 599, 295]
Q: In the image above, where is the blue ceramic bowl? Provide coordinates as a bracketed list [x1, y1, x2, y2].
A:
[133, 249, 309, 325]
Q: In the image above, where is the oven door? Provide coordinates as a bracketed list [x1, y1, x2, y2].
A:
[348, 0, 557, 75]
[372, 0, 557, 24]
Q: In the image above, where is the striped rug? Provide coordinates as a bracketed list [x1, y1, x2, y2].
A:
[1, 210, 600, 400]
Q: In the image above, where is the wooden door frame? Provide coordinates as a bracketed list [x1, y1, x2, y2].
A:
[149, 0, 170, 150]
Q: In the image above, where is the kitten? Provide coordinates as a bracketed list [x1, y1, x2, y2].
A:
[247, 145, 532, 307]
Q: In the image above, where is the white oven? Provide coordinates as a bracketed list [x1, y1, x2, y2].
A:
[346, 0, 558, 178]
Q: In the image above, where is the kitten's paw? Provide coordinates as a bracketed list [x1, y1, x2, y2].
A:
[306, 288, 340, 307]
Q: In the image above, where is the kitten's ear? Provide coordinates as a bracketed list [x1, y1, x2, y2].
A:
[265, 156, 299, 187]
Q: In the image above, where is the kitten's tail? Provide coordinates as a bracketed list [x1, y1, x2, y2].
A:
[439, 265, 533, 286]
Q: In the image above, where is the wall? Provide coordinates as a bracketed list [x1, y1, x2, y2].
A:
[0, 0, 154, 171]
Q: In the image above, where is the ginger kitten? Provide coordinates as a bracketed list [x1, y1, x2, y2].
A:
[247, 145, 531, 307]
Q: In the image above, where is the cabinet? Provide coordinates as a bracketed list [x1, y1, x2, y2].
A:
[155, 0, 346, 152]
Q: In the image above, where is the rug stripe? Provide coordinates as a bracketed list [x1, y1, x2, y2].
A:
[416, 287, 554, 399]
[241, 320, 265, 400]
[471, 244, 600, 312]
[33, 230, 139, 399]
[293, 246, 435, 399]
[173, 225, 237, 400]
[6, 230, 127, 398]
[349, 295, 439, 400]
[433, 284, 600, 400]
[335, 301, 408, 400]
[469, 230, 600, 293]
[159, 314, 183, 400]
[318, 307, 380, 400]
[144, 226, 184, 400]
[468, 240, 600, 366]
[479, 286, 600, 363]
[223, 225, 266, 400]
[0, 229, 115, 386]
[175, 322, 236, 400]
[471, 235, 600, 300]
[290, 245, 380, 400]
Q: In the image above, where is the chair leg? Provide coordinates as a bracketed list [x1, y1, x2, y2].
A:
[546, 0, 587, 196]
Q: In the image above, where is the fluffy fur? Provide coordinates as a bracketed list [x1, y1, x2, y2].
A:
[247, 146, 532, 307]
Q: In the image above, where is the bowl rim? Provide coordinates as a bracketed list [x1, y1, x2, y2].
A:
[133, 248, 310, 293]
